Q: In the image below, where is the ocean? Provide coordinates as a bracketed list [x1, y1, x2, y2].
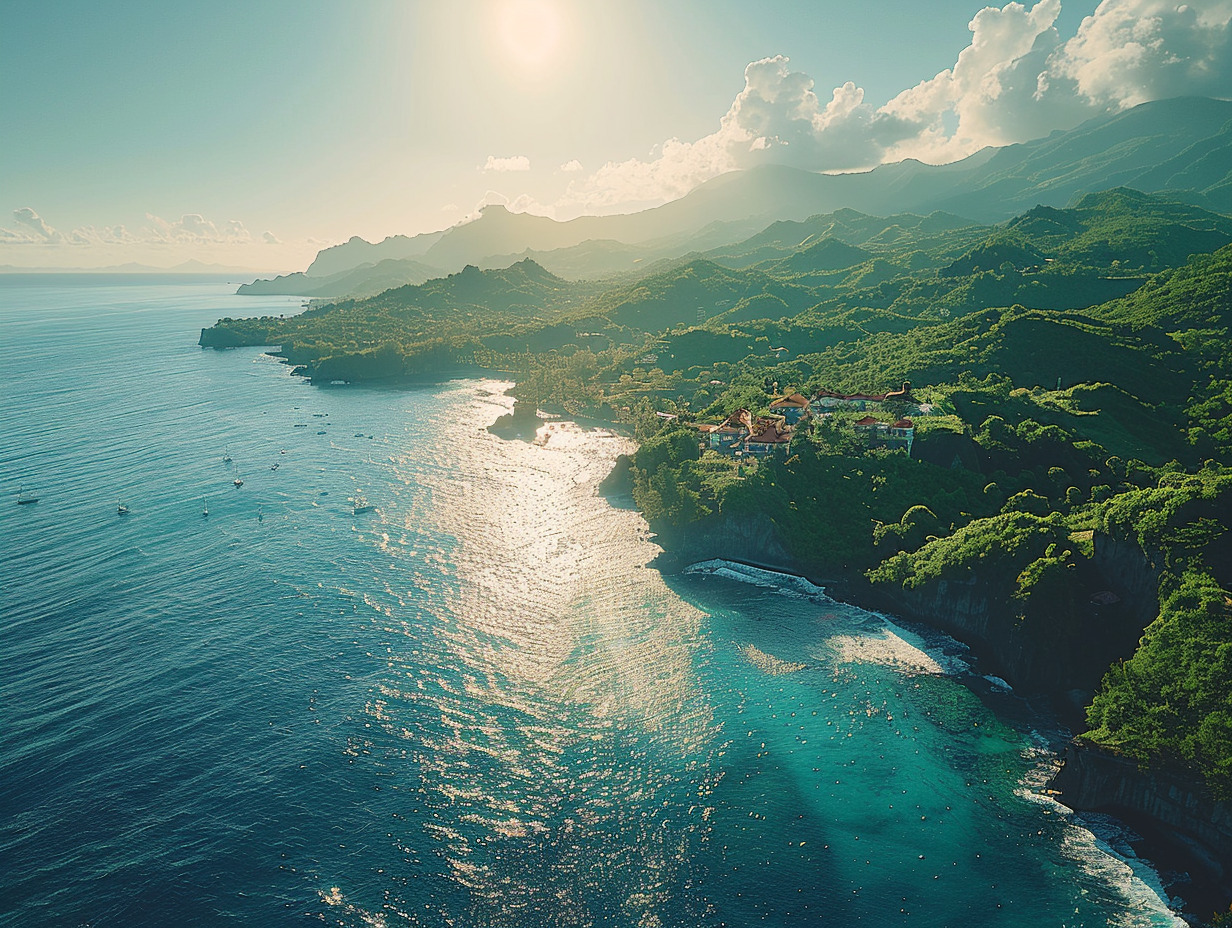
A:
[0, 277, 1185, 927]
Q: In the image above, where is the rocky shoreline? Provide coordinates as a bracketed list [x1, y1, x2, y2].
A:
[641, 506, 1231, 923]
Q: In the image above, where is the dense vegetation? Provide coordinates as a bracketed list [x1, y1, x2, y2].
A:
[205, 188, 1232, 799]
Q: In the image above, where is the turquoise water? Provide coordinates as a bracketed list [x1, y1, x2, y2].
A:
[0, 278, 1183, 926]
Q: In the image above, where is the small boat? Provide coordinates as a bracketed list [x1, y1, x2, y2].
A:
[233, 477, 243, 487]
[257, 507, 264, 523]
[16, 486, 39, 505]
[352, 496, 377, 515]
[317, 430, 327, 435]
[202, 497, 209, 517]
[117, 501, 130, 515]
[222, 447, 232, 464]
[270, 462, 280, 471]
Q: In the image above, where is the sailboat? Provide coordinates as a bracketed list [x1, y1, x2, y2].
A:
[352, 495, 376, 515]
[232, 463, 243, 488]
[16, 486, 39, 505]
[202, 497, 209, 517]
[222, 447, 232, 464]
[117, 500, 130, 515]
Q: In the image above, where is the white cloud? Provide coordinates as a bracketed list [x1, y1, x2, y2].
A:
[483, 154, 532, 172]
[880, 0, 1074, 162]
[558, 159, 584, 172]
[145, 213, 253, 244]
[262, 230, 281, 244]
[12, 207, 62, 243]
[1053, 0, 1232, 108]
[1, 209, 260, 248]
[558, 0, 1232, 213]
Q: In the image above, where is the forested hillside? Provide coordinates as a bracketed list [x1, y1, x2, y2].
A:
[203, 189, 1232, 799]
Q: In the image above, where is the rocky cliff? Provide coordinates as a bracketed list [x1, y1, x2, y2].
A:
[1052, 739, 1232, 900]
[874, 569, 1151, 718]
[648, 503, 1232, 889]
[651, 511, 799, 576]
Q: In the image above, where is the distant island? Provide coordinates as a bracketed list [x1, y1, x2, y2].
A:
[1, 259, 273, 275]
[203, 99, 1232, 914]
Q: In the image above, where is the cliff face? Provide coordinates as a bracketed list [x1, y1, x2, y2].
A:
[1092, 529, 1164, 627]
[652, 510, 1232, 875]
[1053, 740, 1232, 885]
[871, 537, 1158, 714]
[656, 513, 1162, 710]
[651, 512, 797, 575]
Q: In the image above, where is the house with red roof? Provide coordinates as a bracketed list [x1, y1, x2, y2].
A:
[768, 392, 811, 424]
[745, 418, 794, 455]
[851, 415, 915, 455]
[698, 409, 793, 456]
[698, 408, 752, 451]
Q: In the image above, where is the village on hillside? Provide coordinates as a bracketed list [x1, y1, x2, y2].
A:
[697, 382, 929, 458]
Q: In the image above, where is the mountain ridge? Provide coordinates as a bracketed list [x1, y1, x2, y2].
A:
[244, 96, 1232, 296]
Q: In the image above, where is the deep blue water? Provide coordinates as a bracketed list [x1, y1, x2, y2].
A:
[0, 279, 1183, 927]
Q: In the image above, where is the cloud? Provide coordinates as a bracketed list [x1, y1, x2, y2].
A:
[262, 230, 281, 244]
[879, 0, 1075, 162]
[1, 209, 263, 248]
[483, 155, 532, 172]
[1053, 0, 1232, 108]
[12, 207, 63, 243]
[558, 159, 584, 172]
[558, 0, 1232, 213]
[144, 213, 253, 244]
[557, 55, 910, 212]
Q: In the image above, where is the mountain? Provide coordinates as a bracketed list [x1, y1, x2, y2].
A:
[244, 96, 1232, 298]
[710, 208, 984, 270]
[1090, 242, 1232, 331]
[658, 97, 1232, 228]
[942, 188, 1232, 276]
[936, 96, 1232, 219]
[304, 229, 446, 278]
[237, 256, 439, 298]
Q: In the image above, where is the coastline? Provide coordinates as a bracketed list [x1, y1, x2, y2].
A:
[670, 555, 1213, 923]
[240, 364, 1230, 922]
[497, 396, 1232, 923]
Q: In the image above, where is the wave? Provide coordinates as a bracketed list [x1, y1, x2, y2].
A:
[682, 558, 831, 601]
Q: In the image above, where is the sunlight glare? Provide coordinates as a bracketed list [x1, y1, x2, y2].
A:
[494, 0, 564, 73]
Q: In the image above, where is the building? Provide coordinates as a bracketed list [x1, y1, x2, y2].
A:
[768, 392, 811, 424]
[811, 381, 918, 411]
[698, 408, 752, 451]
[698, 409, 793, 456]
[745, 418, 794, 455]
[852, 415, 915, 455]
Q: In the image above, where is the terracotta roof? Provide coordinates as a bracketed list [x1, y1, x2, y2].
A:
[853, 415, 881, 426]
[723, 409, 754, 430]
[703, 409, 754, 434]
[891, 419, 915, 429]
[748, 419, 793, 443]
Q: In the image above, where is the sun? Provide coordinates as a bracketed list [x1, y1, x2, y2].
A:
[493, 0, 565, 74]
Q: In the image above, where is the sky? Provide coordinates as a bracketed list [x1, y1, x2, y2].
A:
[2, 0, 1231, 271]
